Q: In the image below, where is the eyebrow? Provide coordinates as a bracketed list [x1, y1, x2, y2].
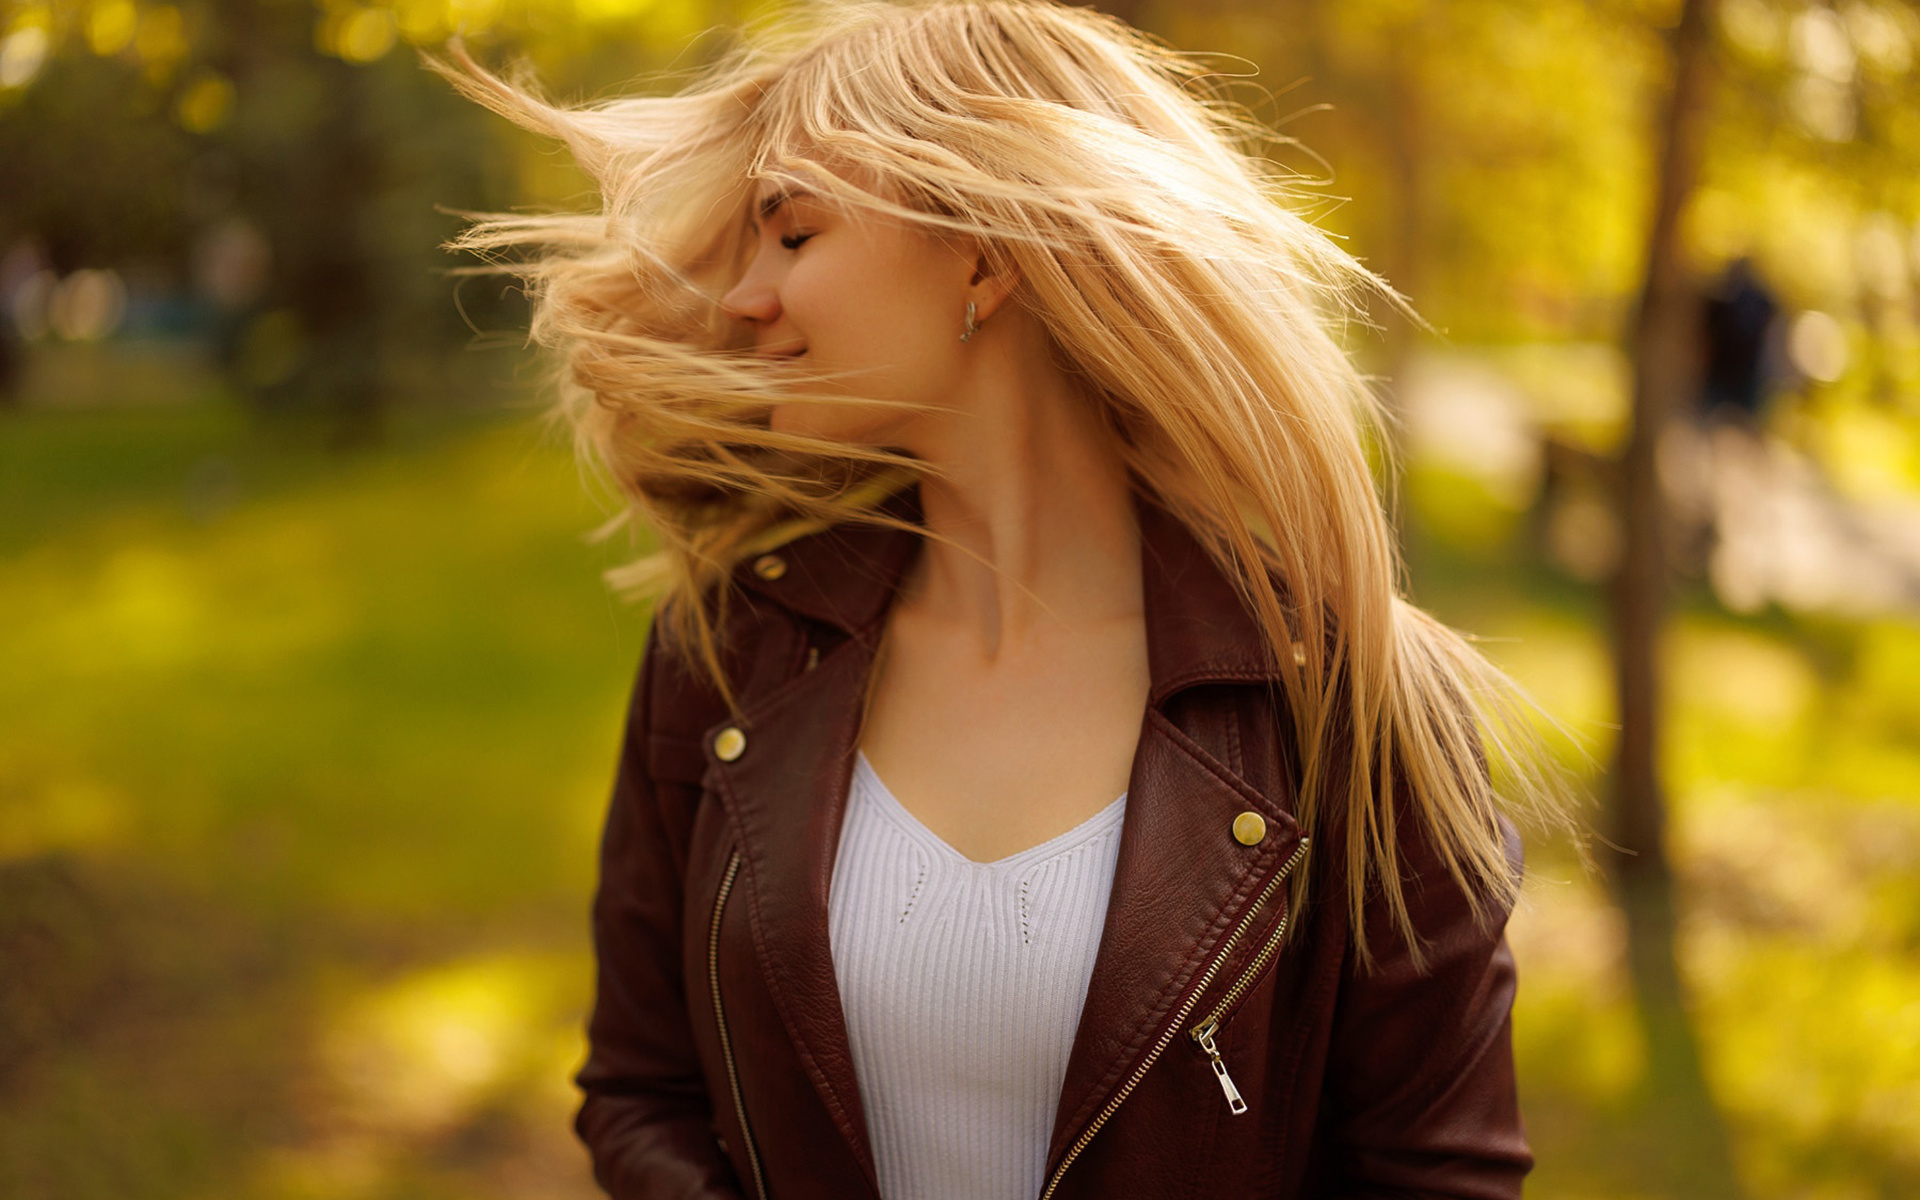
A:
[748, 188, 813, 232]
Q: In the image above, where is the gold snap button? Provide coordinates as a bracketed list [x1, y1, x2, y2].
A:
[1232, 811, 1266, 846]
[713, 726, 747, 762]
[752, 554, 787, 581]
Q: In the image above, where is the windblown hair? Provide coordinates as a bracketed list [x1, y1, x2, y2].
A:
[429, 0, 1572, 965]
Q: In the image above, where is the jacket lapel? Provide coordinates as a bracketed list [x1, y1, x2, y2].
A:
[701, 501, 924, 1193]
[703, 486, 1303, 1188]
[1044, 498, 1304, 1167]
[707, 631, 889, 1191]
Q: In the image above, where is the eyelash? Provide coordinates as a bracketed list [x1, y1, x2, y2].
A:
[779, 232, 814, 250]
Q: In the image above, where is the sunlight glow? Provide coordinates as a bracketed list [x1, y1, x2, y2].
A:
[133, 3, 187, 75]
[0, 25, 49, 89]
[175, 71, 235, 134]
[86, 0, 138, 56]
[323, 954, 552, 1133]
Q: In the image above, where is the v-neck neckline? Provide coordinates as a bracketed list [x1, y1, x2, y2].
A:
[852, 751, 1127, 872]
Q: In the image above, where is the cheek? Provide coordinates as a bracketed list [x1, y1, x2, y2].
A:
[775, 217, 975, 418]
[822, 285, 963, 404]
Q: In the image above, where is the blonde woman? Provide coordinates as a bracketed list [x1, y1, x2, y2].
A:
[436, 2, 1569, 1196]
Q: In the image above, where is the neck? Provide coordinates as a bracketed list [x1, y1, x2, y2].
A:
[897, 322, 1142, 659]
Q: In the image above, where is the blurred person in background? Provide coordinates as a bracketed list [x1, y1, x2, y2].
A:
[435, 1, 1572, 1196]
[1699, 256, 1782, 430]
[1671, 255, 1789, 580]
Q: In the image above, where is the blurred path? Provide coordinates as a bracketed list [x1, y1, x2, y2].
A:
[1681, 421, 1920, 617]
[1399, 348, 1920, 619]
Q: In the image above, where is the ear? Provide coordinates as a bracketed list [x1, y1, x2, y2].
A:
[966, 249, 1021, 323]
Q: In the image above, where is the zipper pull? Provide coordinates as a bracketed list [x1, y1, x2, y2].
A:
[1190, 1019, 1249, 1115]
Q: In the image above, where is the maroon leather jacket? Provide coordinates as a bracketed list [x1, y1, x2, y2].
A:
[575, 488, 1531, 1199]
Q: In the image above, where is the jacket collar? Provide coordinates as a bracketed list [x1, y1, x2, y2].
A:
[736, 482, 1288, 701]
[707, 483, 1304, 1192]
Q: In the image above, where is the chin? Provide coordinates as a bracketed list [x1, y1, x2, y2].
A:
[769, 400, 901, 448]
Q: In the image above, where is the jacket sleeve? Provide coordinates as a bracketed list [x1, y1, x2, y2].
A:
[574, 624, 747, 1200]
[1320, 807, 1533, 1200]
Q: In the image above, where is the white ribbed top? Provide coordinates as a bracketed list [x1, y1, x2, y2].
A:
[827, 752, 1126, 1200]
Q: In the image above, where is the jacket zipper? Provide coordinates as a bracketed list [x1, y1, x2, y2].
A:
[710, 850, 767, 1200]
[1037, 835, 1308, 1199]
[1187, 835, 1311, 1114]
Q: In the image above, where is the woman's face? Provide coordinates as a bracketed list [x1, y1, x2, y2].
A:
[721, 179, 982, 446]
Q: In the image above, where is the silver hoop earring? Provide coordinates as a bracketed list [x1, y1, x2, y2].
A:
[960, 300, 978, 343]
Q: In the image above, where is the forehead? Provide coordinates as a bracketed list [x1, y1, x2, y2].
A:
[748, 159, 890, 212]
[740, 168, 915, 234]
[750, 181, 810, 210]
[749, 175, 781, 202]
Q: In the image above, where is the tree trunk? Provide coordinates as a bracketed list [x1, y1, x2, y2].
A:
[1091, 0, 1149, 32]
[1609, 0, 1745, 1195]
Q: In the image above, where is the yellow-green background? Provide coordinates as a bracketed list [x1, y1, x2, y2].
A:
[3, 0, 1918, 1196]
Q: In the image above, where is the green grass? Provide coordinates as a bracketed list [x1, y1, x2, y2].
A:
[1, 399, 645, 1199]
[1, 404, 1915, 1199]
[1404, 460, 1920, 1200]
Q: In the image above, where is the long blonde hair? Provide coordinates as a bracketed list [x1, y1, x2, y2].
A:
[429, 0, 1573, 965]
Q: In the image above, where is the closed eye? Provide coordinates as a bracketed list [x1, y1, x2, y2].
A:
[780, 232, 815, 251]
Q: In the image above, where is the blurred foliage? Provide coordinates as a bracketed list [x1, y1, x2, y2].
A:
[0, 399, 642, 1198]
[3, 0, 1920, 1197]
[1403, 459, 1920, 1197]
[1, 400, 1916, 1198]
[3, 0, 1918, 384]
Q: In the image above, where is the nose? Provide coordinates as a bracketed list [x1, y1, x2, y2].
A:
[720, 250, 780, 325]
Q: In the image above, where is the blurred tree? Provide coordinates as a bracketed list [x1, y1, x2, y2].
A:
[3, 3, 1918, 1192]
[0, 48, 198, 271]
[1610, 1, 1747, 1197]
[1146, 1, 1916, 1195]
[0, 0, 655, 440]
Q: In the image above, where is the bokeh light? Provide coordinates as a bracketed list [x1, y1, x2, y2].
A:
[1, 0, 1916, 1197]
